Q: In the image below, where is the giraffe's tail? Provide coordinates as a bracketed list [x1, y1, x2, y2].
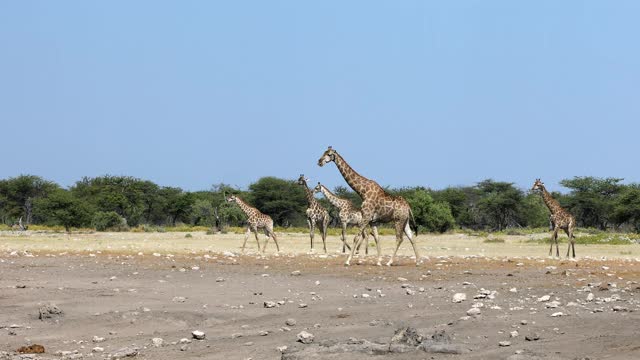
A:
[409, 208, 418, 236]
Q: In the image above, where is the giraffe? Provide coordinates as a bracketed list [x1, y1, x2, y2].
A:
[297, 175, 330, 253]
[226, 195, 280, 253]
[313, 182, 376, 254]
[11, 217, 26, 232]
[317, 146, 420, 266]
[531, 179, 576, 258]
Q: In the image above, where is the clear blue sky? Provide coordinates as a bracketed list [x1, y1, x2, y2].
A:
[1, 1, 638, 192]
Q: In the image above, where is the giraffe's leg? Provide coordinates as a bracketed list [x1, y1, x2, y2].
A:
[386, 221, 406, 266]
[565, 226, 576, 258]
[341, 224, 351, 253]
[345, 223, 368, 266]
[549, 228, 558, 257]
[254, 229, 264, 253]
[553, 228, 560, 257]
[307, 218, 315, 252]
[404, 221, 421, 266]
[321, 217, 328, 254]
[242, 226, 251, 252]
[371, 226, 382, 266]
[267, 226, 280, 252]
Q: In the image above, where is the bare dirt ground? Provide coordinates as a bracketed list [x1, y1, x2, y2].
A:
[1, 231, 639, 360]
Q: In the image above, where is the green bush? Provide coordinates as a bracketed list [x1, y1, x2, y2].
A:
[185, 233, 193, 238]
[92, 211, 128, 232]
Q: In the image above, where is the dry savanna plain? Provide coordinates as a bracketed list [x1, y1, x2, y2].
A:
[1, 229, 639, 360]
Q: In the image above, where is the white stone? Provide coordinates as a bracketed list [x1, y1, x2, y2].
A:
[537, 295, 551, 302]
[499, 341, 511, 347]
[264, 301, 277, 308]
[550, 312, 564, 317]
[297, 331, 314, 344]
[452, 293, 467, 303]
[467, 307, 481, 316]
[545, 301, 561, 308]
[92, 336, 105, 343]
[152, 337, 164, 347]
[586, 293, 595, 302]
[192, 330, 206, 340]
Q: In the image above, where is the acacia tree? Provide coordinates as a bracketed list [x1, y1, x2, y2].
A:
[0, 175, 59, 225]
[248, 177, 307, 227]
[560, 177, 623, 230]
[612, 184, 640, 232]
[475, 180, 523, 231]
[33, 189, 92, 232]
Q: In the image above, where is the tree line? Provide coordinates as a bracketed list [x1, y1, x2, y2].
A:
[1, 175, 639, 233]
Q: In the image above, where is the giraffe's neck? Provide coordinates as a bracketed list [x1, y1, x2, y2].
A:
[319, 185, 347, 209]
[333, 152, 380, 198]
[302, 183, 318, 207]
[540, 187, 562, 214]
[234, 197, 256, 217]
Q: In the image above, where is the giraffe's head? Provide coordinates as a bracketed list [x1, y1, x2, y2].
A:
[297, 174, 309, 187]
[226, 195, 238, 203]
[313, 182, 322, 194]
[317, 146, 337, 167]
[531, 178, 546, 192]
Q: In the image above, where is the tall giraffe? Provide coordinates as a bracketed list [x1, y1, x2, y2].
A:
[313, 182, 376, 254]
[317, 146, 420, 266]
[531, 179, 576, 258]
[226, 195, 280, 253]
[297, 175, 330, 253]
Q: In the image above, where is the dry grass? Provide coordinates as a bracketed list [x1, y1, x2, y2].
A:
[0, 230, 637, 259]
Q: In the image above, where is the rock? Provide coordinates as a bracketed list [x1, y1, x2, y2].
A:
[397, 277, 408, 282]
[152, 337, 164, 347]
[215, 277, 225, 282]
[545, 300, 561, 308]
[499, 341, 511, 347]
[466, 307, 481, 316]
[38, 304, 63, 320]
[264, 301, 277, 308]
[285, 318, 297, 326]
[520, 320, 528, 325]
[291, 270, 301, 276]
[179, 338, 191, 344]
[613, 306, 629, 312]
[172, 296, 186, 303]
[277, 345, 288, 353]
[452, 293, 467, 303]
[298, 303, 308, 308]
[537, 295, 551, 302]
[259, 331, 269, 336]
[405, 288, 416, 295]
[92, 347, 104, 353]
[192, 330, 206, 340]
[525, 333, 540, 341]
[586, 293, 595, 302]
[16, 344, 45, 354]
[297, 331, 314, 344]
[550, 312, 564, 317]
[111, 346, 138, 359]
[92, 336, 106, 343]
[510, 331, 519, 338]
[509, 288, 518, 293]
[390, 327, 423, 347]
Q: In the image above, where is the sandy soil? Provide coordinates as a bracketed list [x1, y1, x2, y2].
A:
[1, 231, 639, 360]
